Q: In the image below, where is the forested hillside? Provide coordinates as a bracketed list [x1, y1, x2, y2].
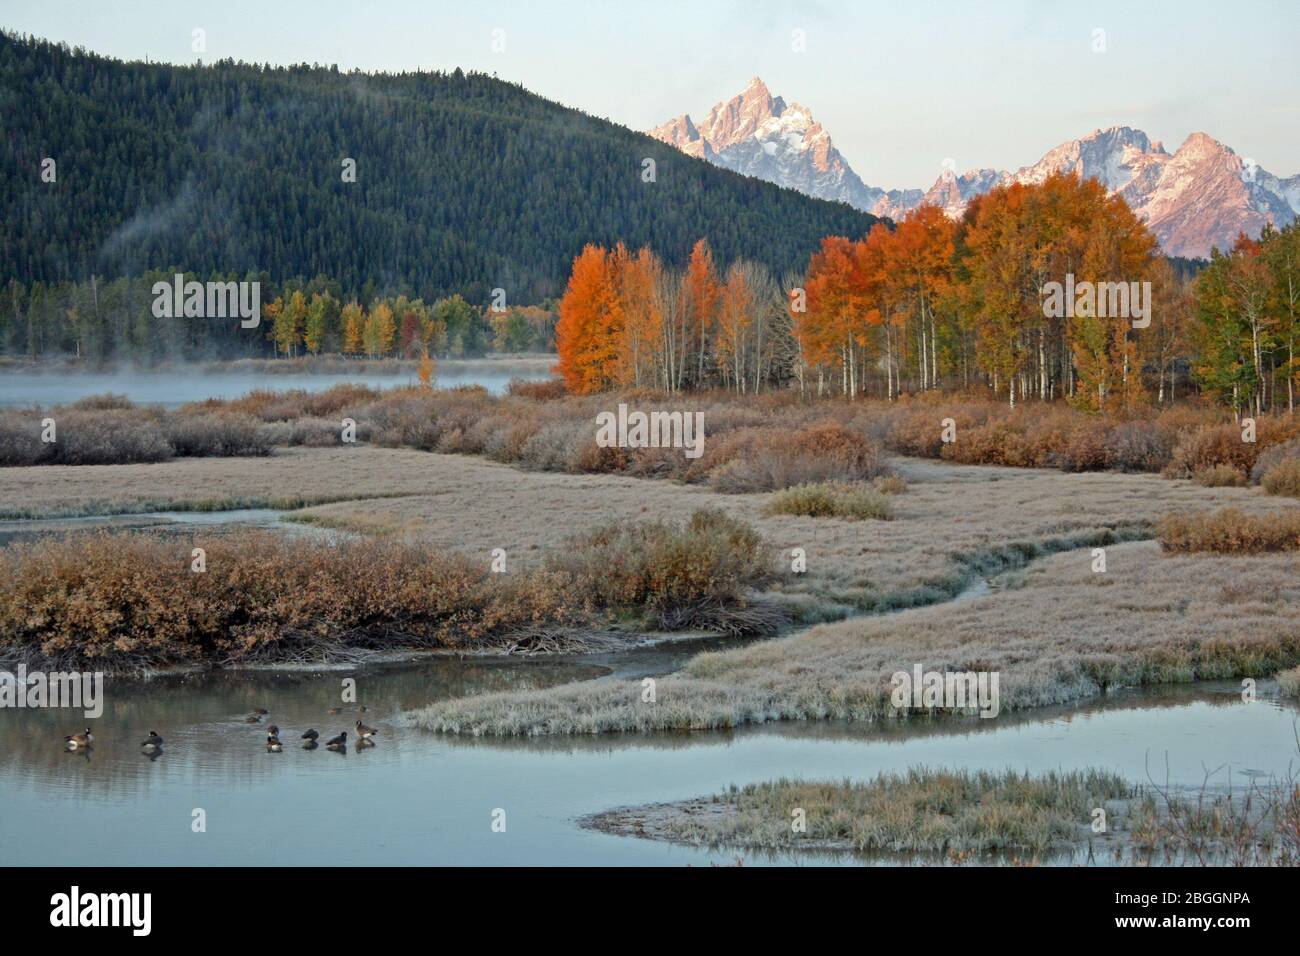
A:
[0, 31, 877, 309]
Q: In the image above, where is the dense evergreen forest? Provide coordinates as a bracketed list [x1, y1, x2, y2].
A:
[0, 30, 878, 361]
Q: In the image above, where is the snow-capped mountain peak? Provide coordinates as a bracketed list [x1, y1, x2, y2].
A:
[648, 78, 922, 219]
[649, 82, 1298, 257]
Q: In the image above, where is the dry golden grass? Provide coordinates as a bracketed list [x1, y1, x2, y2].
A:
[407, 541, 1300, 735]
[10, 436, 1291, 613]
[0, 446, 438, 518]
[291, 449, 1295, 618]
[587, 769, 1135, 855]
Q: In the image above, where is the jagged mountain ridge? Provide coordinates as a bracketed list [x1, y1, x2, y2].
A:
[649, 79, 1299, 258]
[649, 77, 917, 218]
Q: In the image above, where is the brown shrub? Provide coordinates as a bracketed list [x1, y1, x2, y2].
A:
[704, 421, 887, 493]
[942, 420, 1034, 467]
[1251, 438, 1300, 484]
[517, 422, 588, 472]
[1038, 412, 1110, 471]
[763, 482, 892, 520]
[872, 474, 909, 494]
[163, 413, 273, 457]
[1167, 417, 1300, 479]
[46, 410, 174, 465]
[1166, 424, 1258, 478]
[0, 510, 772, 669]
[507, 378, 567, 401]
[206, 383, 381, 422]
[276, 416, 369, 447]
[1261, 459, 1300, 498]
[0, 419, 55, 465]
[299, 383, 380, 417]
[1194, 464, 1247, 487]
[359, 394, 444, 450]
[552, 508, 772, 628]
[69, 393, 135, 411]
[1156, 508, 1300, 554]
[483, 417, 544, 463]
[888, 402, 1003, 458]
[1104, 420, 1177, 472]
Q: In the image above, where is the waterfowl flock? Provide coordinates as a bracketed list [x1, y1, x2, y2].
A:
[64, 708, 378, 757]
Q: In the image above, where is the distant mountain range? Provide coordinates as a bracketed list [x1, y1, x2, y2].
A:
[650, 78, 1300, 259]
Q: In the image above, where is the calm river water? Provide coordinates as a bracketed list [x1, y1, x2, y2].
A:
[1, 662, 1295, 866]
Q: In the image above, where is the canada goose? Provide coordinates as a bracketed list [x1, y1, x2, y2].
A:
[253, 708, 269, 715]
[301, 729, 319, 741]
[325, 731, 347, 750]
[141, 731, 164, 750]
[266, 733, 283, 753]
[302, 738, 319, 750]
[355, 720, 377, 739]
[244, 715, 261, 724]
[64, 728, 94, 748]
[267, 724, 280, 737]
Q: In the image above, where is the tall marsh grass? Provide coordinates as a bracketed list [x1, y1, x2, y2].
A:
[605, 769, 1135, 855]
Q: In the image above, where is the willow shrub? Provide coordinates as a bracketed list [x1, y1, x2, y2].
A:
[0, 509, 773, 670]
[1156, 508, 1300, 554]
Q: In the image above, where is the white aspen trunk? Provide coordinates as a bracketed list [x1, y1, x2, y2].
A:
[919, 319, 928, 390]
[930, 313, 938, 391]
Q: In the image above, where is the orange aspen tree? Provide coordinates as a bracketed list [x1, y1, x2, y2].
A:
[799, 236, 857, 396]
[681, 238, 720, 389]
[616, 246, 664, 389]
[555, 244, 621, 393]
[891, 205, 956, 390]
[715, 262, 756, 393]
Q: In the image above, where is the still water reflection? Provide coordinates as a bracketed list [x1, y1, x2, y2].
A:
[0, 662, 1295, 866]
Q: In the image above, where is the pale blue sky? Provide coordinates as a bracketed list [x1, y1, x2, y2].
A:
[3, 0, 1296, 188]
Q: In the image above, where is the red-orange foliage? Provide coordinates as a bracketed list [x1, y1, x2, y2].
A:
[555, 244, 621, 394]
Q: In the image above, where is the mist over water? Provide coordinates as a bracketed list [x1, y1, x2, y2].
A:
[0, 361, 552, 407]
